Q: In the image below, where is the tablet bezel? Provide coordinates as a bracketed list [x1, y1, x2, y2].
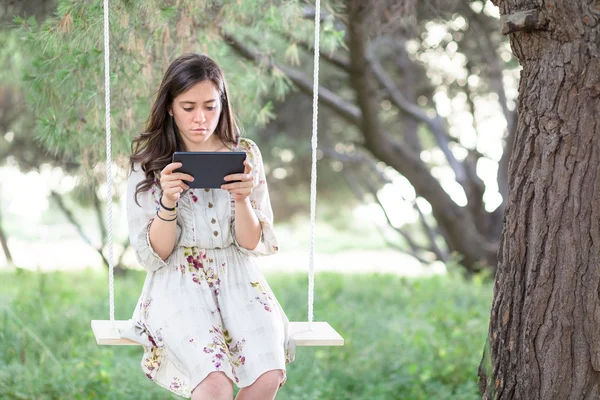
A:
[172, 151, 247, 189]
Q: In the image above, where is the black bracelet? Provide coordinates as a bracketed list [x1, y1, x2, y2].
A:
[156, 210, 177, 222]
[159, 196, 177, 211]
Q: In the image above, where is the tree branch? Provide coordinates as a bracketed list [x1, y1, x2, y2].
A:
[326, 146, 445, 262]
[413, 199, 449, 262]
[346, 0, 497, 269]
[50, 190, 110, 268]
[462, 4, 516, 135]
[116, 236, 130, 272]
[92, 184, 107, 246]
[221, 31, 362, 127]
[341, 167, 432, 264]
[0, 201, 13, 264]
[365, 46, 468, 185]
[500, 9, 548, 35]
[273, 29, 350, 72]
[302, 6, 347, 31]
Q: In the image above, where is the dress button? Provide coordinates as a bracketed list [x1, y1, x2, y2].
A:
[211, 218, 216, 224]
[208, 202, 213, 208]
[213, 231, 219, 237]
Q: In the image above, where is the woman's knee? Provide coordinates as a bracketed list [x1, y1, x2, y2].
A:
[192, 371, 233, 399]
[251, 370, 284, 392]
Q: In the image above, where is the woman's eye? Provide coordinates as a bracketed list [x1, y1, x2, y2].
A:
[183, 108, 193, 112]
[206, 107, 215, 111]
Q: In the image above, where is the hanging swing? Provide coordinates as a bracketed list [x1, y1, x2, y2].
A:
[91, 0, 343, 347]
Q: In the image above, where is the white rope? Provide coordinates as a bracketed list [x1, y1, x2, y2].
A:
[103, 0, 115, 323]
[101, 0, 320, 330]
[308, 0, 321, 330]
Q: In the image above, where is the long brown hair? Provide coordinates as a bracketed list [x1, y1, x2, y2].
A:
[130, 53, 241, 202]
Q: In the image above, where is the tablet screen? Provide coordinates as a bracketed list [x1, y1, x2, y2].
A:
[172, 151, 246, 189]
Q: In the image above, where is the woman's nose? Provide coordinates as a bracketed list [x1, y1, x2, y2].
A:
[194, 109, 206, 123]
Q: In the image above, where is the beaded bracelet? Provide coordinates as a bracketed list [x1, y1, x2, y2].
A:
[156, 210, 177, 222]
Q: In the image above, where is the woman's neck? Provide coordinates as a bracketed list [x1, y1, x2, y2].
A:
[187, 136, 229, 152]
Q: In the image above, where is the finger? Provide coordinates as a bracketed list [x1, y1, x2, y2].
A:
[227, 188, 251, 194]
[244, 160, 253, 175]
[224, 173, 253, 182]
[221, 181, 253, 190]
[162, 181, 190, 191]
[227, 189, 251, 197]
[161, 180, 180, 189]
[165, 172, 194, 182]
[162, 162, 183, 175]
[161, 175, 192, 185]
[164, 186, 183, 195]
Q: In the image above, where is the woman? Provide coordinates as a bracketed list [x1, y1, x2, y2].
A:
[122, 53, 295, 400]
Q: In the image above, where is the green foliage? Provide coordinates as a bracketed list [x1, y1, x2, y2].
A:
[8, 0, 353, 221]
[0, 268, 492, 399]
[13, 0, 343, 167]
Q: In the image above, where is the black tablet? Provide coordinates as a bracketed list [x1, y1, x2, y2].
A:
[172, 151, 246, 189]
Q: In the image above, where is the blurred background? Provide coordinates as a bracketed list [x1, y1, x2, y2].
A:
[0, 0, 517, 399]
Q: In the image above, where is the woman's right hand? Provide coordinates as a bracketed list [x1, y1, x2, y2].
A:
[159, 162, 194, 207]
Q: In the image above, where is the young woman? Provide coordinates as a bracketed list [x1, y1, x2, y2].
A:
[122, 53, 295, 400]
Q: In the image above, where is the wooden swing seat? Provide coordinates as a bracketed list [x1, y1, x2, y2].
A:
[92, 320, 343, 346]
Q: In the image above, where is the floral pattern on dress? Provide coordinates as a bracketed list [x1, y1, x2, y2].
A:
[169, 376, 188, 396]
[184, 247, 207, 283]
[142, 346, 162, 379]
[140, 298, 152, 319]
[250, 281, 273, 312]
[141, 327, 165, 380]
[181, 247, 221, 294]
[204, 266, 221, 296]
[203, 324, 247, 383]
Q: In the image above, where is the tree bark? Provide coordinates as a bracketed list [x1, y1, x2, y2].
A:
[480, 1, 600, 398]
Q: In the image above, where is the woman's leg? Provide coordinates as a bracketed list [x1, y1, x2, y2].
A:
[191, 371, 234, 400]
[235, 370, 283, 400]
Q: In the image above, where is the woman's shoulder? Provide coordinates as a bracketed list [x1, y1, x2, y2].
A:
[128, 163, 159, 187]
[236, 137, 262, 155]
[129, 163, 145, 180]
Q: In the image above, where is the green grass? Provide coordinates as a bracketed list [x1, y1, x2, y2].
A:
[0, 268, 492, 399]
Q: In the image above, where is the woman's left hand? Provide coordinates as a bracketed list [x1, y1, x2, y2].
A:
[221, 160, 255, 202]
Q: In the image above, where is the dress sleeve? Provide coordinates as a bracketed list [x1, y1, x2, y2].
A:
[232, 140, 280, 257]
[127, 165, 182, 272]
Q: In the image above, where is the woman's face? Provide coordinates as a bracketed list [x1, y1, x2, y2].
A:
[170, 80, 222, 151]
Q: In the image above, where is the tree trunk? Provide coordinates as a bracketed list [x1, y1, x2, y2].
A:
[479, 1, 600, 398]
[0, 204, 12, 264]
[345, 0, 498, 270]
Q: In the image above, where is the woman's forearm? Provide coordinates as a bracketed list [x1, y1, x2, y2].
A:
[234, 198, 261, 250]
[149, 208, 178, 261]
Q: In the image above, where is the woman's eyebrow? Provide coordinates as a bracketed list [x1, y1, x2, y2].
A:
[179, 99, 217, 105]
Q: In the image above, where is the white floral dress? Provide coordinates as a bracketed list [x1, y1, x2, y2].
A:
[121, 138, 296, 398]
